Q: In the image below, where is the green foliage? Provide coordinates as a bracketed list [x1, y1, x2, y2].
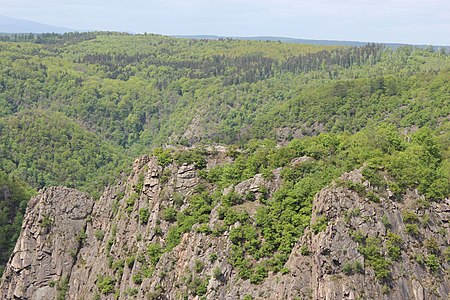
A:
[222, 191, 244, 206]
[147, 243, 162, 266]
[414, 254, 424, 265]
[76, 229, 87, 247]
[126, 255, 136, 269]
[111, 199, 120, 217]
[185, 193, 213, 222]
[210, 128, 450, 281]
[161, 207, 177, 222]
[0, 173, 36, 268]
[163, 192, 212, 251]
[217, 207, 249, 226]
[111, 224, 117, 238]
[153, 148, 172, 167]
[425, 254, 440, 274]
[381, 215, 390, 228]
[160, 168, 171, 184]
[186, 274, 209, 296]
[312, 216, 328, 234]
[344, 208, 361, 223]
[336, 180, 366, 196]
[358, 237, 391, 282]
[135, 173, 144, 192]
[250, 265, 268, 284]
[96, 275, 115, 294]
[106, 238, 114, 254]
[362, 166, 386, 189]
[195, 278, 209, 296]
[174, 149, 207, 169]
[132, 273, 143, 285]
[401, 211, 419, 224]
[366, 190, 380, 203]
[403, 212, 420, 236]
[138, 208, 150, 224]
[112, 259, 125, 277]
[300, 245, 310, 256]
[342, 262, 353, 275]
[125, 287, 139, 297]
[209, 252, 218, 263]
[343, 261, 363, 275]
[94, 229, 105, 241]
[154, 225, 163, 236]
[125, 192, 139, 213]
[40, 215, 53, 230]
[405, 224, 419, 236]
[0, 111, 127, 197]
[172, 192, 184, 207]
[443, 247, 450, 262]
[147, 285, 164, 300]
[165, 225, 183, 252]
[116, 192, 125, 201]
[195, 223, 212, 234]
[423, 237, 439, 254]
[194, 259, 204, 273]
[229, 224, 260, 258]
[56, 276, 69, 300]
[385, 231, 403, 261]
[213, 267, 222, 281]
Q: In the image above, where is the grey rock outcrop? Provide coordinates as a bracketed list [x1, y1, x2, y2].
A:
[0, 187, 93, 300]
[289, 170, 450, 300]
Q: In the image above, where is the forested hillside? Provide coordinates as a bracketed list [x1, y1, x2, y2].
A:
[1, 34, 448, 155]
[0, 32, 449, 278]
[0, 172, 35, 276]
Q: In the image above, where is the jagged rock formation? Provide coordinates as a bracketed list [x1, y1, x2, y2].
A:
[291, 170, 450, 299]
[1, 152, 449, 300]
[0, 187, 93, 300]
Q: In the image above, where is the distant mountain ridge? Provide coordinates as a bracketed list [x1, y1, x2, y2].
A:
[0, 15, 75, 33]
[174, 35, 450, 51]
[1, 14, 448, 50]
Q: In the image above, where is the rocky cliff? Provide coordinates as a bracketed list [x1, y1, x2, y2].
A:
[0, 187, 93, 299]
[1, 149, 449, 299]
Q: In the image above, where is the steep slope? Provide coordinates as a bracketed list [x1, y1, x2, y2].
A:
[0, 102, 128, 277]
[0, 187, 93, 299]
[294, 169, 450, 299]
[1, 147, 449, 299]
[0, 110, 128, 196]
[0, 172, 35, 277]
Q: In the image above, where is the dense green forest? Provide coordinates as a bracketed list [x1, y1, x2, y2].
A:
[0, 32, 449, 277]
[0, 172, 35, 275]
[0, 110, 126, 196]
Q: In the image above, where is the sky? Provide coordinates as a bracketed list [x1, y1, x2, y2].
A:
[1, 0, 449, 45]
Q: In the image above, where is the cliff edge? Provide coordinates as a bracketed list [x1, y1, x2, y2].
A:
[1, 150, 449, 299]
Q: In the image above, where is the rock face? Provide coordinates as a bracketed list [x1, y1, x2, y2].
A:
[0, 187, 93, 300]
[293, 170, 450, 300]
[1, 154, 449, 300]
